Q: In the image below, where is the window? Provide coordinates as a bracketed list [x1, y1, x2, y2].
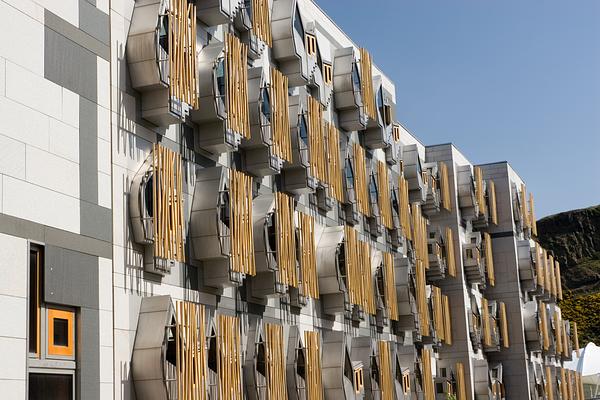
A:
[305, 34, 317, 56]
[47, 309, 75, 357]
[29, 246, 43, 356]
[402, 370, 411, 394]
[466, 249, 473, 259]
[29, 373, 73, 400]
[323, 63, 332, 85]
[354, 367, 364, 393]
[393, 124, 401, 141]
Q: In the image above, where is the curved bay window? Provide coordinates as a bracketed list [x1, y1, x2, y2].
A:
[127, 0, 198, 126]
[334, 48, 368, 132]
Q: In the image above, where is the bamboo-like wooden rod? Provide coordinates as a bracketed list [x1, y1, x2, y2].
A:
[359, 48, 377, 121]
[383, 252, 398, 321]
[540, 301, 550, 351]
[392, 124, 401, 141]
[377, 341, 395, 400]
[168, 0, 198, 109]
[376, 161, 393, 229]
[529, 192, 537, 236]
[217, 314, 243, 400]
[439, 162, 452, 212]
[307, 95, 328, 184]
[251, 0, 272, 46]
[536, 243, 545, 289]
[432, 286, 444, 342]
[499, 302, 509, 348]
[359, 240, 375, 315]
[421, 348, 435, 400]
[270, 67, 291, 162]
[225, 33, 251, 140]
[445, 227, 456, 277]
[152, 144, 186, 262]
[562, 320, 569, 358]
[275, 191, 297, 287]
[548, 253, 556, 298]
[229, 169, 256, 275]
[443, 294, 452, 345]
[455, 362, 467, 400]
[483, 232, 495, 287]
[560, 368, 568, 400]
[353, 143, 370, 216]
[304, 331, 324, 400]
[567, 370, 574, 400]
[326, 122, 344, 202]
[482, 297, 492, 346]
[265, 323, 286, 399]
[299, 212, 319, 299]
[415, 259, 429, 337]
[345, 226, 374, 314]
[577, 371, 585, 400]
[555, 311, 563, 355]
[546, 366, 555, 400]
[520, 183, 530, 229]
[488, 180, 498, 224]
[474, 166, 486, 216]
[398, 175, 412, 241]
[555, 260, 563, 300]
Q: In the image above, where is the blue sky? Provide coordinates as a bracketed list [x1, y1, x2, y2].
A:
[316, 0, 600, 218]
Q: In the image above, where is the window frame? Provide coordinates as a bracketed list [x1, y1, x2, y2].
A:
[47, 308, 75, 358]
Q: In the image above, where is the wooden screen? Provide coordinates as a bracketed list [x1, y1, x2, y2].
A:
[529, 193, 537, 236]
[398, 175, 412, 241]
[383, 252, 398, 321]
[168, 0, 198, 108]
[560, 368, 568, 400]
[225, 33, 250, 140]
[546, 366, 554, 400]
[483, 232, 495, 287]
[474, 167, 487, 217]
[562, 320, 569, 358]
[326, 122, 344, 202]
[443, 294, 452, 345]
[359, 48, 377, 121]
[412, 203, 429, 270]
[482, 297, 492, 346]
[555, 260, 563, 300]
[275, 192, 297, 287]
[520, 184, 530, 229]
[416, 259, 429, 337]
[377, 161, 393, 229]
[307, 95, 328, 184]
[439, 162, 452, 212]
[217, 314, 243, 400]
[488, 180, 498, 225]
[152, 144, 185, 262]
[176, 301, 207, 400]
[548, 254, 556, 298]
[536, 243, 545, 289]
[573, 321, 580, 356]
[359, 240, 376, 315]
[230, 169, 255, 275]
[299, 212, 318, 299]
[455, 362, 467, 400]
[421, 349, 435, 400]
[265, 323, 286, 399]
[567, 370, 574, 400]
[445, 227, 456, 277]
[499, 302, 509, 348]
[540, 301, 550, 351]
[576, 372, 584, 400]
[555, 311, 563, 355]
[304, 331, 324, 400]
[270, 68, 291, 162]
[252, 0, 272, 46]
[432, 286, 444, 342]
[378, 341, 395, 400]
[353, 143, 370, 216]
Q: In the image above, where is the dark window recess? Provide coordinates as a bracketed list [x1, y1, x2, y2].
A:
[260, 88, 271, 123]
[216, 59, 226, 98]
[53, 318, 69, 347]
[29, 247, 43, 355]
[158, 15, 169, 53]
[298, 115, 309, 147]
[29, 373, 73, 400]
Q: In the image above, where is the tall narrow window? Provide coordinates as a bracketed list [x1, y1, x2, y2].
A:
[47, 309, 75, 357]
[29, 246, 43, 356]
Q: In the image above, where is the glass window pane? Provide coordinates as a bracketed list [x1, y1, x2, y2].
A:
[53, 318, 69, 347]
[29, 373, 73, 400]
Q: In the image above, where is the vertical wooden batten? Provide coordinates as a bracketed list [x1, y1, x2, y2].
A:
[217, 314, 243, 399]
[230, 169, 255, 275]
[359, 48, 377, 121]
[353, 143, 370, 216]
[307, 95, 328, 184]
[298, 212, 319, 299]
[270, 68, 292, 162]
[304, 331, 324, 400]
[376, 160, 393, 229]
[439, 162, 452, 212]
[176, 301, 207, 400]
[168, 0, 198, 109]
[327, 122, 344, 202]
[252, 0, 272, 46]
[383, 252, 398, 321]
[275, 191, 297, 287]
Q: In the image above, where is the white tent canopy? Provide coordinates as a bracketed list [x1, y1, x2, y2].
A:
[565, 342, 600, 398]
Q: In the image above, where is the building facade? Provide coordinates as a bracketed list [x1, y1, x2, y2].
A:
[0, 0, 585, 399]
